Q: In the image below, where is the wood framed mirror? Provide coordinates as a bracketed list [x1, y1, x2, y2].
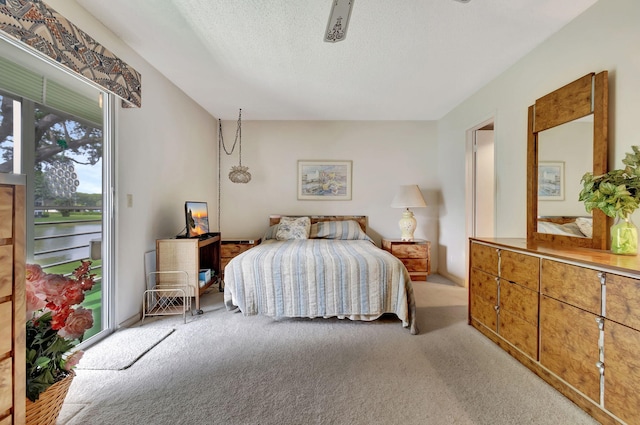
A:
[527, 71, 609, 249]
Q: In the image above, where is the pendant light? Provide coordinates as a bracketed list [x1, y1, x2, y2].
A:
[219, 109, 251, 184]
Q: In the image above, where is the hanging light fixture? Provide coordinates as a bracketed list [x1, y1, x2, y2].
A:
[324, 0, 354, 43]
[219, 109, 251, 184]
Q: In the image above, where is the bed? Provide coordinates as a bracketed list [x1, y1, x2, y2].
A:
[537, 216, 592, 238]
[223, 215, 418, 334]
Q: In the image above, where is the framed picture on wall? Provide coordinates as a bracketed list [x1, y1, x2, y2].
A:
[538, 161, 564, 200]
[297, 160, 352, 200]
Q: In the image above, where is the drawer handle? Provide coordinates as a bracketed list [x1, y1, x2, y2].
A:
[595, 317, 604, 330]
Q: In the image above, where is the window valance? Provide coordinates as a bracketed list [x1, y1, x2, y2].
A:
[0, 0, 141, 108]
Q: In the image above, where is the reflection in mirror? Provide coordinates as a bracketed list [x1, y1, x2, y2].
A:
[537, 116, 593, 237]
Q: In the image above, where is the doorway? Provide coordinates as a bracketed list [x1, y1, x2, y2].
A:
[466, 119, 495, 239]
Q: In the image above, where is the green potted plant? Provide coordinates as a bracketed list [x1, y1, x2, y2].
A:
[579, 145, 640, 255]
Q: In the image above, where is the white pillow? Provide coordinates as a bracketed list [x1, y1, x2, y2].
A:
[309, 220, 372, 242]
[276, 216, 311, 240]
[575, 217, 593, 238]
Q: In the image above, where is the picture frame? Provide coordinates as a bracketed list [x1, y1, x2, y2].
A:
[297, 160, 352, 200]
[538, 161, 564, 201]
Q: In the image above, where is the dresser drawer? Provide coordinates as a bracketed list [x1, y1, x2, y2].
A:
[604, 319, 640, 425]
[388, 243, 427, 259]
[399, 258, 427, 272]
[470, 268, 497, 305]
[0, 302, 10, 354]
[539, 295, 600, 403]
[470, 295, 497, 332]
[500, 250, 539, 291]
[0, 357, 12, 414]
[541, 259, 601, 315]
[499, 279, 538, 326]
[470, 242, 498, 275]
[0, 246, 11, 298]
[500, 309, 538, 360]
[221, 257, 232, 271]
[606, 273, 640, 331]
[221, 243, 255, 258]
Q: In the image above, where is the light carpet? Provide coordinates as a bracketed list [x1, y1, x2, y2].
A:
[77, 327, 174, 370]
[59, 275, 598, 425]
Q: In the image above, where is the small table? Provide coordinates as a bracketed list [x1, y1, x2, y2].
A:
[221, 238, 261, 277]
[381, 238, 431, 281]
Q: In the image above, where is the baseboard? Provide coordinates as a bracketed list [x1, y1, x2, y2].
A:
[118, 313, 140, 328]
[437, 270, 465, 287]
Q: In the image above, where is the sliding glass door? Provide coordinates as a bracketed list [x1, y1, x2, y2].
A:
[0, 45, 114, 345]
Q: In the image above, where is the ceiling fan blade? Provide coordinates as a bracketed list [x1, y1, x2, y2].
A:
[324, 0, 354, 43]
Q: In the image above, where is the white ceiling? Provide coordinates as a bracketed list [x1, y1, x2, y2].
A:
[76, 0, 598, 120]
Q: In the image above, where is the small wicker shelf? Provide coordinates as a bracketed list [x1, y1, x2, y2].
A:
[156, 234, 221, 314]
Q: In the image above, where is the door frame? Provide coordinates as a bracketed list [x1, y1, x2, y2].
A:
[465, 117, 496, 240]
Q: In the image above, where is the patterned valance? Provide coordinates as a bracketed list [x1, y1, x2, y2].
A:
[0, 0, 141, 107]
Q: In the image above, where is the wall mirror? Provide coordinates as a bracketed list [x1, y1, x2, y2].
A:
[526, 71, 609, 249]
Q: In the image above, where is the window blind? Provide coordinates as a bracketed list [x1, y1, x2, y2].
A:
[0, 55, 102, 125]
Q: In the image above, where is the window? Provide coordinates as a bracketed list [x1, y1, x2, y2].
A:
[0, 91, 20, 174]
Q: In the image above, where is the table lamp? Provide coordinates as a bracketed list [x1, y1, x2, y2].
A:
[391, 185, 426, 241]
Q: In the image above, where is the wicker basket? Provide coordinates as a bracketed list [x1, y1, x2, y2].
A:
[26, 371, 75, 425]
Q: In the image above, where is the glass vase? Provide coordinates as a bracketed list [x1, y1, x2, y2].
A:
[611, 215, 638, 255]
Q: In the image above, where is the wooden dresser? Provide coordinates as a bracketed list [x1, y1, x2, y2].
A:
[469, 238, 640, 425]
[0, 174, 26, 425]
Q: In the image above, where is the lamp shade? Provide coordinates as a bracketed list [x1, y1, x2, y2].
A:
[391, 185, 426, 208]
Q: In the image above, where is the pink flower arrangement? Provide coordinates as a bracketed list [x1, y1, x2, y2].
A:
[25, 260, 95, 402]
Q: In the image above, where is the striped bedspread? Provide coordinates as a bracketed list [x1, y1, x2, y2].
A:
[224, 239, 418, 334]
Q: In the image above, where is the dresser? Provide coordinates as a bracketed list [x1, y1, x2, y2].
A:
[469, 238, 640, 425]
[381, 238, 430, 281]
[0, 174, 26, 425]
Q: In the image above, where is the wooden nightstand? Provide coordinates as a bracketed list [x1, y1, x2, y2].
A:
[381, 238, 430, 281]
[221, 238, 261, 276]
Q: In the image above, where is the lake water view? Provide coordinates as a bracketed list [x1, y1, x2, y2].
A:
[35, 220, 101, 268]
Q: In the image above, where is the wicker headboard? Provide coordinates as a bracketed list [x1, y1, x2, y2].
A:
[269, 215, 367, 233]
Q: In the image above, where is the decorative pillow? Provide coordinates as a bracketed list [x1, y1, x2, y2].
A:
[275, 216, 311, 240]
[575, 217, 593, 238]
[262, 224, 279, 240]
[309, 220, 373, 242]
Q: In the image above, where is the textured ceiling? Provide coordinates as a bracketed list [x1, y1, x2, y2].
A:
[76, 0, 598, 120]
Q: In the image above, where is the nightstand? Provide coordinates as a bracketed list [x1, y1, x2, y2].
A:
[221, 238, 261, 277]
[381, 238, 430, 281]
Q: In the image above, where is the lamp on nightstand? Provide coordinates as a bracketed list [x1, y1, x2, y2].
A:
[391, 185, 426, 241]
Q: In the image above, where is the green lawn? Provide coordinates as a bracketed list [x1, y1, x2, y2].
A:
[35, 211, 102, 223]
[83, 282, 102, 339]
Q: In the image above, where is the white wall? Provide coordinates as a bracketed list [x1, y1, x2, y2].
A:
[219, 120, 439, 251]
[437, 0, 640, 283]
[47, 1, 219, 325]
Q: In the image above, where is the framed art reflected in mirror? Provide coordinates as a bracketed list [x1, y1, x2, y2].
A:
[538, 161, 565, 201]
